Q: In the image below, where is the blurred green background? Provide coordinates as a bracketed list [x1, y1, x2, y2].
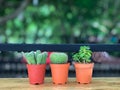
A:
[0, 0, 120, 77]
[1, 0, 120, 44]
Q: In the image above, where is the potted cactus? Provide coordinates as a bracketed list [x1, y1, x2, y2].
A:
[22, 50, 48, 85]
[72, 46, 94, 84]
[50, 52, 70, 84]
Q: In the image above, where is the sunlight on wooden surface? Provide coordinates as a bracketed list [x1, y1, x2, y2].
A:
[0, 78, 120, 90]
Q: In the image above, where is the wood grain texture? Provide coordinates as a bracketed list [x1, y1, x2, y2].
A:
[0, 77, 120, 90]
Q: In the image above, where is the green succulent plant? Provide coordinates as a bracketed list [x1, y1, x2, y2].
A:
[72, 46, 92, 63]
[50, 52, 68, 64]
[22, 50, 48, 64]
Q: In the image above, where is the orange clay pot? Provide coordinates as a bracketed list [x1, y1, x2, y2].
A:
[50, 63, 70, 85]
[27, 64, 46, 85]
[74, 63, 94, 84]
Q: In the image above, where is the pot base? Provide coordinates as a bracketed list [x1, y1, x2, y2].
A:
[53, 82, 67, 85]
[77, 81, 91, 84]
[30, 82, 44, 85]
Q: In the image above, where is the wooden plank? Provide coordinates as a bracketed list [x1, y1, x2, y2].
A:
[0, 78, 120, 90]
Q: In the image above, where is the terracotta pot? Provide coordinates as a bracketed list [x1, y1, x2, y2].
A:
[50, 63, 70, 84]
[27, 64, 46, 85]
[74, 63, 94, 84]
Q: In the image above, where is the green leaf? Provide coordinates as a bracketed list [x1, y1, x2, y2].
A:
[72, 46, 92, 63]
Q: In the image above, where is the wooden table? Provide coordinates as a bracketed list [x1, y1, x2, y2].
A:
[0, 77, 120, 90]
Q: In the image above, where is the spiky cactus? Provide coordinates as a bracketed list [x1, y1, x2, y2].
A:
[22, 50, 48, 64]
[50, 52, 68, 64]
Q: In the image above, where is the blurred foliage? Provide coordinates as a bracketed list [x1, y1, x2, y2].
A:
[0, 0, 120, 44]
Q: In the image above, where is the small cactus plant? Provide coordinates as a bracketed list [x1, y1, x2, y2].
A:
[50, 52, 68, 64]
[72, 46, 92, 63]
[22, 50, 48, 64]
